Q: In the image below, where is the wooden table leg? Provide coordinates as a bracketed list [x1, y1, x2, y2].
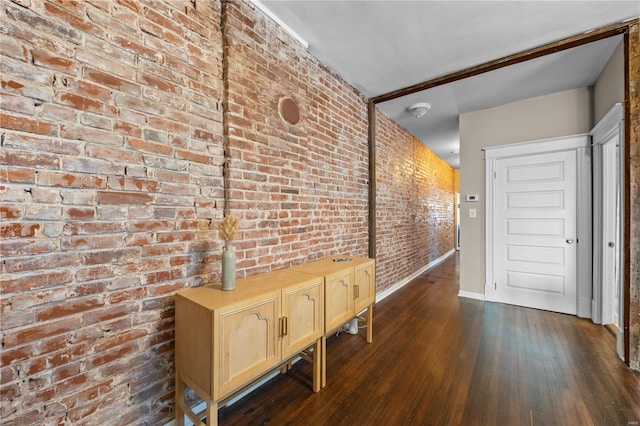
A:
[321, 335, 327, 388]
[206, 400, 218, 426]
[176, 371, 185, 426]
[312, 339, 322, 393]
[366, 304, 373, 343]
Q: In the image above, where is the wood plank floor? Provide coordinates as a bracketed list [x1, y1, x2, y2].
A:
[217, 252, 640, 425]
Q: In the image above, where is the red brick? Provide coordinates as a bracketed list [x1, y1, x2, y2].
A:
[139, 73, 180, 93]
[60, 124, 123, 145]
[52, 372, 89, 397]
[64, 207, 95, 221]
[25, 357, 47, 376]
[116, 0, 141, 13]
[0, 366, 18, 385]
[156, 231, 195, 243]
[87, 341, 137, 369]
[0, 272, 72, 296]
[96, 191, 153, 205]
[83, 302, 138, 325]
[128, 137, 172, 155]
[0, 113, 57, 136]
[107, 177, 160, 193]
[173, 56, 205, 82]
[3, 317, 82, 348]
[58, 93, 103, 113]
[37, 171, 106, 188]
[148, 280, 185, 295]
[51, 362, 81, 382]
[0, 166, 35, 183]
[94, 328, 147, 352]
[114, 120, 142, 138]
[81, 249, 136, 265]
[43, 2, 94, 34]
[60, 235, 122, 251]
[84, 67, 140, 95]
[0, 345, 33, 366]
[0, 222, 39, 238]
[62, 221, 124, 236]
[175, 149, 210, 164]
[0, 239, 58, 257]
[142, 6, 185, 39]
[144, 269, 182, 285]
[0, 382, 20, 400]
[106, 287, 147, 304]
[36, 297, 104, 321]
[67, 282, 107, 298]
[31, 49, 75, 72]
[85, 144, 142, 163]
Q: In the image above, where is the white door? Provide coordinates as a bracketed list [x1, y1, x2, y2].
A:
[601, 137, 620, 326]
[494, 150, 577, 315]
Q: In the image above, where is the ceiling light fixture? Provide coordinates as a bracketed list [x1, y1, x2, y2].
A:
[407, 102, 431, 118]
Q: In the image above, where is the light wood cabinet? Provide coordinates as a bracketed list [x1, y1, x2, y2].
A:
[174, 255, 375, 425]
[323, 268, 354, 332]
[290, 256, 375, 334]
[175, 270, 323, 426]
[290, 256, 375, 387]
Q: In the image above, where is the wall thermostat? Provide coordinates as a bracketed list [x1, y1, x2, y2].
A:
[465, 194, 479, 202]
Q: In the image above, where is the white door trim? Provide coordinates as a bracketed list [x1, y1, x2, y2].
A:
[590, 104, 623, 360]
[483, 134, 591, 316]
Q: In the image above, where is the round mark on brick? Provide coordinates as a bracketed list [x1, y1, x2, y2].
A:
[278, 97, 300, 125]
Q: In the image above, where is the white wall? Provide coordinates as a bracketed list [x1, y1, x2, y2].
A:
[458, 88, 592, 295]
[594, 40, 624, 123]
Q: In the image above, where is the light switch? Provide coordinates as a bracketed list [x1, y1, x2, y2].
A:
[469, 208, 477, 218]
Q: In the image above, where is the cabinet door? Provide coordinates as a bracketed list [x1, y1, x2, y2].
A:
[217, 293, 280, 398]
[324, 270, 354, 333]
[281, 278, 324, 358]
[354, 261, 375, 313]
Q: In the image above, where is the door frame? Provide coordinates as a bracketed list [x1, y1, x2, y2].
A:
[591, 104, 624, 358]
[483, 134, 591, 318]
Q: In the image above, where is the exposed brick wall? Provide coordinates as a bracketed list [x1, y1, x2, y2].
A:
[0, 0, 455, 424]
[375, 111, 455, 292]
[223, 0, 370, 275]
[1, 0, 223, 424]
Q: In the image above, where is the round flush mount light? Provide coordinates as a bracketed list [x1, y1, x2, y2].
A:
[407, 102, 431, 118]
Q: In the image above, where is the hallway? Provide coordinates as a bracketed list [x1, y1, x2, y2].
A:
[217, 253, 640, 425]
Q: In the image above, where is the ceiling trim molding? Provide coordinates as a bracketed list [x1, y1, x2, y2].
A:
[371, 18, 638, 105]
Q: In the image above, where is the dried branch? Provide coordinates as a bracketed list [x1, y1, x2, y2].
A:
[217, 214, 240, 244]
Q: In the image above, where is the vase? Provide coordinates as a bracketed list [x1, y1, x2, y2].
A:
[221, 245, 236, 291]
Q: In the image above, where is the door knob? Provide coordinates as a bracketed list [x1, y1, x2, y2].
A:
[566, 239, 575, 244]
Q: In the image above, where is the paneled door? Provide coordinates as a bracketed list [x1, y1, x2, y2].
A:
[494, 150, 577, 314]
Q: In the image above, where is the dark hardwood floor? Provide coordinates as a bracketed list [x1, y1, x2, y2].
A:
[217, 252, 640, 425]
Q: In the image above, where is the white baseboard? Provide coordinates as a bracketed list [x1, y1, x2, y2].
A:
[457, 290, 485, 301]
[376, 249, 455, 303]
[577, 297, 592, 319]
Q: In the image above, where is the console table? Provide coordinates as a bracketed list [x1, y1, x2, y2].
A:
[174, 255, 375, 425]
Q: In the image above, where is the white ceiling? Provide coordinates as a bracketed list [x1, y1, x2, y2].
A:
[257, 1, 639, 168]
